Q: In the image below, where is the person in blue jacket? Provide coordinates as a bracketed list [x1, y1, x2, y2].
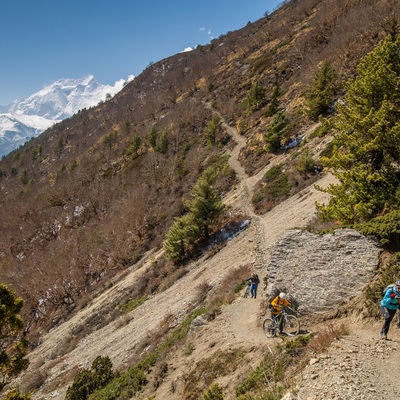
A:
[380, 280, 400, 340]
[246, 272, 260, 299]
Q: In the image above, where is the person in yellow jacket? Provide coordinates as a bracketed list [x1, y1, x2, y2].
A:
[270, 292, 290, 333]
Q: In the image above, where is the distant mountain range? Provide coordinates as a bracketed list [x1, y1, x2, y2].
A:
[0, 75, 133, 157]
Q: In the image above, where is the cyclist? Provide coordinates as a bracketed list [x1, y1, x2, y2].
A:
[270, 292, 290, 333]
[380, 280, 400, 340]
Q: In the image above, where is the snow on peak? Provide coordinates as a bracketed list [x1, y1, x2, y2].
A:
[0, 75, 134, 157]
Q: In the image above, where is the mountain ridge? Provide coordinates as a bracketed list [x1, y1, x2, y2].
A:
[0, 75, 133, 157]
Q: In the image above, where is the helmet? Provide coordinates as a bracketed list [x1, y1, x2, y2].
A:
[279, 292, 286, 299]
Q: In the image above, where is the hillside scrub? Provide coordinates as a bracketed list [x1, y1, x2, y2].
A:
[252, 162, 320, 215]
[0, 0, 397, 345]
[88, 309, 205, 400]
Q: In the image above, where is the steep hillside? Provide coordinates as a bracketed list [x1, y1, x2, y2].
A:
[1, 0, 400, 398]
[11, 104, 382, 400]
[1, 0, 397, 339]
[12, 115, 336, 399]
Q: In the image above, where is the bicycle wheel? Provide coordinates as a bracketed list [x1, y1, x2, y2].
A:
[282, 315, 300, 336]
[243, 286, 250, 298]
[262, 318, 277, 338]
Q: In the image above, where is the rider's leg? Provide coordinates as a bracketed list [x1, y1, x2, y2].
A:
[253, 284, 258, 299]
[380, 306, 396, 337]
[278, 313, 284, 333]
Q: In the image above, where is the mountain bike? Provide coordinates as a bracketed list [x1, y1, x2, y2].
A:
[262, 307, 300, 338]
[243, 284, 251, 298]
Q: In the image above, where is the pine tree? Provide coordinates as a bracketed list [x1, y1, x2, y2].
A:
[265, 84, 281, 117]
[306, 60, 337, 120]
[184, 167, 224, 240]
[0, 285, 29, 390]
[129, 135, 142, 158]
[204, 115, 221, 148]
[163, 214, 200, 261]
[242, 81, 266, 115]
[264, 111, 290, 153]
[163, 166, 224, 262]
[317, 36, 400, 224]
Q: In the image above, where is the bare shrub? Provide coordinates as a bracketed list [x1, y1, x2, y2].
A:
[153, 361, 168, 389]
[114, 313, 132, 329]
[19, 370, 47, 392]
[183, 348, 245, 399]
[307, 321, 350, 354]
[49, 335, 80, 360]
[204, 264, 252, 320]
[194, 282, 212, 305]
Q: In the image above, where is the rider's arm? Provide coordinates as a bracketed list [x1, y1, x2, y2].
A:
[270, 296, 279, 308]
[284, 299, 290, 307]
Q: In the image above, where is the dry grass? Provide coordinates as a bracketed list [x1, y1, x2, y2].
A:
[307, 321, 350, 354]
[203, 264, 252, 321]
[183, 348, 245, 400]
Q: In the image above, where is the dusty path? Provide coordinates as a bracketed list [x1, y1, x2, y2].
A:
[295, 319, 400, 399]
[20, 107, 336, 399]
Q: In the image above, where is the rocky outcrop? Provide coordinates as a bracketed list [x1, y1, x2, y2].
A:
[266, 229, 382, 314]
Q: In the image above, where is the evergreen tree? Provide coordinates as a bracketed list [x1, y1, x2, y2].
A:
[0, 285, 29, 390]
[264, 111, 290, 153]
[163, 214, 199, 261]
[242, 81, 266, 115]
[148, 127, 158, 148]
[204, 114, 221, 148]
[101, 130, 118, 151]
[65, 356, 114, 400]
[265, 84, 281, 117]
[129, 135, 142, 158]
[163, 167, 224, 261]
[317, 36, 400, 224]
[155, 131, 168, 154]
[184, 168, 224, 240]
[306, 60, 337, 120]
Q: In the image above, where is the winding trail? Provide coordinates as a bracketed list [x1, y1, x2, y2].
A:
[19, 105, 336, 399]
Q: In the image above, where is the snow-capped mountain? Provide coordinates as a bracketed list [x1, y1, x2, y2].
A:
[0, 75, 133, 158]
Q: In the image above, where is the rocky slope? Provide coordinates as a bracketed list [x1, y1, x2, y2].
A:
[10, 105, 387, 400]
[293, 320, 400, 400]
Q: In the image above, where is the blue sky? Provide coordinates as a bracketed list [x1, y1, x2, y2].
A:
[0, 0, 282, 106]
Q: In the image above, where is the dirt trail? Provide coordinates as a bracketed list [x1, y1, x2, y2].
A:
[295, 319, 400, 399]
[19, 109, 349, 399]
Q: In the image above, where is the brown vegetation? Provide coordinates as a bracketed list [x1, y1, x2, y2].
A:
[0, 0, 398, 347]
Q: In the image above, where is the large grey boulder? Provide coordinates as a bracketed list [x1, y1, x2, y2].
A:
[266, 229, 381, 314]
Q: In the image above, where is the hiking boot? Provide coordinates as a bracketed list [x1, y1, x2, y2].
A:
[380, 333, 387, 340]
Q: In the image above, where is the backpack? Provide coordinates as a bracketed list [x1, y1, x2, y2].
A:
[267, 287, 280, 309]
[382, 284, 396, 296]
